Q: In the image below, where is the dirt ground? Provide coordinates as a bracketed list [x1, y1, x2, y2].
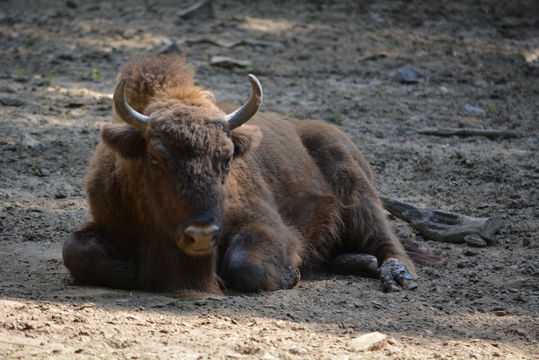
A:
[1, 0, 538, 359]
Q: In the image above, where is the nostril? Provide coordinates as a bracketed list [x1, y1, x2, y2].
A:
[184, 224, 220, 239]
[183, 235, 196, 246]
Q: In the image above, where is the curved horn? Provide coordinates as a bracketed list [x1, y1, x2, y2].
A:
[225, 74, 263, 129]
[113, 79, 150, 131]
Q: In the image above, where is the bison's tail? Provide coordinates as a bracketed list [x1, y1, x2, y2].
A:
[115, 55, 199, 113]
[401, 238, 456, 267]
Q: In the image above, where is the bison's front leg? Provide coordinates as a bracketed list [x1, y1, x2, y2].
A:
[219, 224, 301, 292]
[62, 222, 137, 290]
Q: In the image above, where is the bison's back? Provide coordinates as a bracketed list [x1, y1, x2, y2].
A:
[220, 103, 350, 262]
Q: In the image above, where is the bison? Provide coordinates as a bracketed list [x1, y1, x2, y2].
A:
[63, 55, 417, 295]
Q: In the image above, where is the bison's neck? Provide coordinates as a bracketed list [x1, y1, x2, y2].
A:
[136, 233, 221, 294]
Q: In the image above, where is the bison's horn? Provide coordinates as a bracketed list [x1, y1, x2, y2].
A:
[226, 74, 263, 129]
[113, 79, 150, 131]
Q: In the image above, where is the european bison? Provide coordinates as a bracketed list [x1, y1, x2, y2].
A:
[63, 55, 417, 294]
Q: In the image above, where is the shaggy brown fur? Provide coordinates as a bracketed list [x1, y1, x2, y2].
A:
[63, 55, 416, 294]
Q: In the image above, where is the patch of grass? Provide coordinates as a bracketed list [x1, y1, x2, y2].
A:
[42, 74, 54, 85]
[328, 113, 342, 124]
[24, 38, 36, 47]
[14, 67, 25, 78]
[91, 68, 102, 80]
[486, 105, 496, 113]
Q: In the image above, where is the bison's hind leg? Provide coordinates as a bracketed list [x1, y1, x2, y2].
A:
[295, 120, 417, 292]
[62, 222, 137, 290]
[329, 253, 417, 292]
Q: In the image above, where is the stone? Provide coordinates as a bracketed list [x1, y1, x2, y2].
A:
[349, 332, 388, 352]
[394, 66, 422, 84]
[464, 234, 487, 247]
[20, 134, 43, 150]
[210, 56, 252, 69]
[464, 104, 486, 114]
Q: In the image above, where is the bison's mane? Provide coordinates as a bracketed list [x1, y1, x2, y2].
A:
[118, 55, 215, 113]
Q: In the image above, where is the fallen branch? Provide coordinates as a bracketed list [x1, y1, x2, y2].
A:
[177, 0, 214, 20]
[380, 197, 504, 244]
[417, 128, 520, 139]
[176, 37, 234, 48]
[165, 37, 279, 49]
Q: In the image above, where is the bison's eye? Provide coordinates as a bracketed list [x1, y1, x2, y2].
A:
[150, 156, 161, 169]
[222, 155, 232, 172]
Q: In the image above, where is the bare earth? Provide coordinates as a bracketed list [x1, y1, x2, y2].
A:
[0, 1, 538, 359]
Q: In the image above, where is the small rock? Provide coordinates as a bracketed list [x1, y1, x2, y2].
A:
[54, 190, 67, 199]
[20, 134, 43, 150]
[235, 39, 280, 48]
[65, 0, 77, 8]
[0, 95, 25, 107]
[157, 37, 181, 55]
[121, 28, 137, 40]
[393, 66, 422, 84]
[35, 167, 50, 177]
[349, 332, 388, 352]
[371, 301, 383, 309]
[464, 234, 487, 247]
[464, 104, 486, 114]
[463, 250, 479, 257]
[0, 14, 17, 26]
[439, 86, 450, 93]
[0, 85, 15, 94]
[65, 102, 85, 108]
[57, 53, 75, 61]
[210, 56, 252, 69]
[75, 303, 96, 311]
[522, 48, 539, 63]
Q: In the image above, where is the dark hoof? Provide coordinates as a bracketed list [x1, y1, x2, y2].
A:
[283, 265, 301, 289]
[380, 258, 417, 292]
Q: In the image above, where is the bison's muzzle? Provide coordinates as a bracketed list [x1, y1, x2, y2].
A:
[178, 223, 220, 257]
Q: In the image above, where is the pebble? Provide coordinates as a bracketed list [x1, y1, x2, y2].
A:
[210, 56, 252, 69]
[20, 133, 43, 149]
[54, 190, 67, 199]
[157, 37, 181, 55]
[393, 66, 422, 83]
[65, 1, 77, 9]
[0, 95, 25, 107]
[464, 104, 486, 114]
[464, 234, 487, 247]
[348, 332, 388, 352]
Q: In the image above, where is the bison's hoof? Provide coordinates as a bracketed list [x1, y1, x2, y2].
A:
[284, 265, 301, 289]
[380, 258, 417, 292]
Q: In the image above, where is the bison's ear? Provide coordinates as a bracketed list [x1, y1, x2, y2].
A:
[101, 123, 146, 158]
[231, 125, 262, 157]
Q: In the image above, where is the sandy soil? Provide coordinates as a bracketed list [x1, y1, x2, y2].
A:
[0, 0, 538, 359]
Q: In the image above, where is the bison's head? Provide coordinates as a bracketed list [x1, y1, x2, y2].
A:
[101, 76, 262, 258]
